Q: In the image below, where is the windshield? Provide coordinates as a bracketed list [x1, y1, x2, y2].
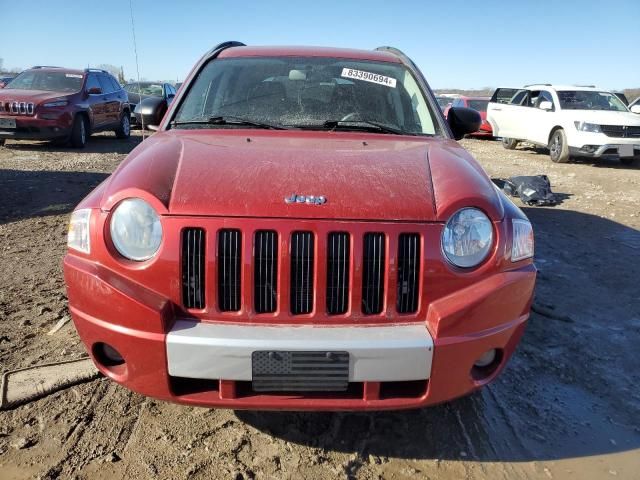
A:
[6, 71, 83, 92]
[127, 83, 163, 96]
[468, 100, 489, 112]
[557, 91, 628, 112]
[173, 57, 439, 135]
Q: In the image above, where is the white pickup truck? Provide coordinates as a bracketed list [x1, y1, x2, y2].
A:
[487, 84, 640, 164]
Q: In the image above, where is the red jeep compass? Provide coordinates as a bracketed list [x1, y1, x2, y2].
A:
[64, 42, 536, 411]
[0, 66, 130, 148]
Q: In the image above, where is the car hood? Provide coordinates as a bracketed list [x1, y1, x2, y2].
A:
[101, 129, 503, 222]
[0, 89, 72, 104]
[564, 110, 640, 125]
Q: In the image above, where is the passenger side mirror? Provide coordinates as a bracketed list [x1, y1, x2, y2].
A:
[87, 87, 102, 95]
[630, 105, 640, 114]
[539, 101, 553, 111]
[447, 107, 481, 140]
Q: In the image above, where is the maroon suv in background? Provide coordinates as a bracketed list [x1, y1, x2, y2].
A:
[0, 66, 130, 148]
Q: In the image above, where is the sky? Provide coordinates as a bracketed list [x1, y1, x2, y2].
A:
[1, 0, 639, 90]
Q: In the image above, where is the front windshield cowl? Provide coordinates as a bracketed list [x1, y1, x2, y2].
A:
[170, 56, 440, 137]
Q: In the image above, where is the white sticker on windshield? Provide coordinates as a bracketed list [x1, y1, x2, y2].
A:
[341, 68, 396, 88]
[65, 74, 83, 78]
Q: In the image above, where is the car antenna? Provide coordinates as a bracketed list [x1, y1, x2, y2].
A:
[129, 0, 146, 140]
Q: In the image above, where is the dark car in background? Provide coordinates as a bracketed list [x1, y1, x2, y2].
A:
[124, 82, 176, 128]
[0, 66, 130, 148]
[0, 76, 15, 88]
[449, 96, 493, 137]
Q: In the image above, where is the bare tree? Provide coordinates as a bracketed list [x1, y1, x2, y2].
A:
[96, 64, 120, 78]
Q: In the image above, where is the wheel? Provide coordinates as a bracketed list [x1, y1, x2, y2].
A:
[115, 113, 131, 139]
[0, 139, 5, 147]
[70, 115, 88, 148]
[549, 129, 570, 163]
[501, 137, 518, 150]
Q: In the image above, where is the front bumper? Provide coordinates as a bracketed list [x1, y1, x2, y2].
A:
[0, 113, 73, 140]
[569, 143, 640, 159]
[64, 255, 535, 411]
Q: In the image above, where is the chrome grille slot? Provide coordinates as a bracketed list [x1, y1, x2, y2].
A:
[218, 229, 241, 311]
[181, 228, 205, 309]
[326, 232, 350, 315]
[362, 232, 385, 314]
[397, 233, 420, 313]
[290, 231, 314, 315]
[254, 230, 278, 313]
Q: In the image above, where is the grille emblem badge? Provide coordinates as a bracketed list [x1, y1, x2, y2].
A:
[285, 193, 327, 205]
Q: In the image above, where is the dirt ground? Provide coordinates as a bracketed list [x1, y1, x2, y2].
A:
[1, 131, 639, 480]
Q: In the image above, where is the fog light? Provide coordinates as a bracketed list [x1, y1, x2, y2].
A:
[94, 342, 125, 367]
[474, 349, 497, 368]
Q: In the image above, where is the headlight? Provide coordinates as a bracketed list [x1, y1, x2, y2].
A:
[110, 198, 163, 261]
[574, 121, 601, 133]
[441, 208, 493, 268]
[511, 219, 534, 261]
[67, 209, 91, 254]
[42, 99, 69, 108]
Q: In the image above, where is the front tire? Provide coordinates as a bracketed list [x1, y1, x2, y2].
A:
[0, 139, 5, 147]
[115, 113, 131, 139]
[549, 129, 570, 163]
[70, 115, 88, 149]
[501, 137, 518, 150]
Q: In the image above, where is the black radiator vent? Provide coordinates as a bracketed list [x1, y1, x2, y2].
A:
[362, 233, 385, 314]
[290, 231, 314, 315]
[254, 230, 278, 313]
[218, 229, 241, 311]
[397, 233, 420, 313]
[181, 228, 205, 309]
[326, 232, 350, 315]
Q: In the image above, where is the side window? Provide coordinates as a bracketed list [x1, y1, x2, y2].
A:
[452, 98, 462, 107]
[510, 90, 528, 106]
[108, 75, 121, 92]
[491, 88, 523, 105]
[526, 91, 541, 107]
[85, 74, 101, 93]
[97, 74, 113, 94]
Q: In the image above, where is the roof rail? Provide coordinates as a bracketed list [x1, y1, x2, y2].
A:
[523, 83, 552, 87]
[32, 65, 63, 69]
[85, 68, 108, 73]
[575, 84, 596, 88]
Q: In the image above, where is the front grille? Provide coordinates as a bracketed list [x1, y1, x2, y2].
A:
[179, 225, 423, 317]
[218, 229, 242, 311]
[181, 228, 205, 309]
[600, 125, 640, 138]
[326, 232, 350, 315]
[397, 233, 420, 313]
[5, 101, 35, 116]
[362, 233, 385, 314]
[290, 231, 315, 315]
[254, 230, 278, 313]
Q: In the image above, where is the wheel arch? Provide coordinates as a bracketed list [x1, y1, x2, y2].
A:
[548, 125, 564, 144]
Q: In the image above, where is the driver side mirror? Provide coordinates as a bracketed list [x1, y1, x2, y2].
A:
[87, 87, 102, 95]
[631, 105, 640, 114]
[447, 107, 481, 140]
[539, 100, 553, 111]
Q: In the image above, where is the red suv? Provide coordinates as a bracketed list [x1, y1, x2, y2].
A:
[0, 66, 130, 148]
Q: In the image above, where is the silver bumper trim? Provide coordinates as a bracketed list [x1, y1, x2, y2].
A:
[166, 320, 434, 382]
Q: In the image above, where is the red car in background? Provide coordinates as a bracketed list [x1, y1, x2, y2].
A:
[446, 96, 493, 137]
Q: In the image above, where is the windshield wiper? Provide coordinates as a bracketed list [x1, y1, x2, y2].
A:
[321, 119, 410, 135]
[171, 115, 289, 130]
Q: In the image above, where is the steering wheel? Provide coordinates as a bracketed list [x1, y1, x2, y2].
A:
[340, 112, 360, 122]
